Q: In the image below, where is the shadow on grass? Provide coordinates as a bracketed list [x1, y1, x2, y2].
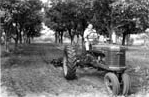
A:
[1, 43, 64, 97]
[125, 64, 149, 95]
[1, 43, 149, 97]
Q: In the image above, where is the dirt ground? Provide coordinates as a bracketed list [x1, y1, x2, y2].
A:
[1, 43, 149, 97]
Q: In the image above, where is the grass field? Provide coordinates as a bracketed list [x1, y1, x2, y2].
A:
[126, 47, 149, 95]
[1, 43, 149, 97]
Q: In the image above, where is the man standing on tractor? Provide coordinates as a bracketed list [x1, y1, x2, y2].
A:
[84, 24, 97, 51]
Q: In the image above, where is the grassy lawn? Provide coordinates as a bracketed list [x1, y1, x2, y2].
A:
[1, 43, 149, 97]
[127, 47, 149, 68]
[126, 47, 149, 94]
[1, 44, 63, 97]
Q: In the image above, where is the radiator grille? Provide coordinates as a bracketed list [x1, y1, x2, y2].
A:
[104, 50, 125, 67]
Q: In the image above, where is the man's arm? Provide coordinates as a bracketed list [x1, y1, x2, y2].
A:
[84, 29, 89, 39]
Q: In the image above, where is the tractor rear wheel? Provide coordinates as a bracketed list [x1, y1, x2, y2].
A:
[63, 45, 77, 80]
[122, 73, 131, 95]
[104, 72, 120, 95]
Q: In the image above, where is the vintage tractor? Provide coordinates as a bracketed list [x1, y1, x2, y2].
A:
[62, 43, 131, 96]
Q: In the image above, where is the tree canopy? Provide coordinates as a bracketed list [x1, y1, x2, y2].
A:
[1, 0, 149, 46]
[0, 0, 43, 51]
[44, 0, 94, 44]
[44, 0, 149, 45]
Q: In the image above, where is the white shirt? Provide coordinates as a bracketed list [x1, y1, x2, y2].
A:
[84, 28, 96, 41]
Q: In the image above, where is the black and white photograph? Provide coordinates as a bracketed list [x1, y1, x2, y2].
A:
[0, 0, 149, 97]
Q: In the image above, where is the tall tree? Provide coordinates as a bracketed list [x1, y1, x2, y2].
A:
[0, 0, 43, 51]
[111, 0, 149, 45]
[45, 0, 94, 44]
[92, 0, 149, 45]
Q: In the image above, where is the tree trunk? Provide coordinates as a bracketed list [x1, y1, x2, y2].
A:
[15, 29, 19, 48]
[29, 37, 31, 44]
[58, 33, 61, 44]
[59, 31, 63, 44]
[23, 34, 27, 44]
[5, 34, 9, 52]
[15, 38, 18, 49]
[5, 31, 11, 52]
[70, 36, 73, 45]
[26, 37, 28, 44]
[26, 36, 31, 44]
[126, 34, 130, 46]
[122, 33, 126, 45]
[77, 34, 79, 44]
[106, 26, 113, 44]
[55, 32, 58, 43]
[68, 29, 74, 45]
[57, 31, 61, 44]
[81, 35, 85, 50]
[19, 31, 22, 44]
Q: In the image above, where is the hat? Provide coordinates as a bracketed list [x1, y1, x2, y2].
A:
[88, 24, 93, 29]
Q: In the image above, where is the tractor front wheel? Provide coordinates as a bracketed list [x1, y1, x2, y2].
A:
[104, 72, 120, 95]
[122, 73, 131, 95]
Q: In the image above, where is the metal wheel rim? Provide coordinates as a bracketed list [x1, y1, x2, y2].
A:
[63, 55, 67, 76]
[105, 77, 113, 94]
